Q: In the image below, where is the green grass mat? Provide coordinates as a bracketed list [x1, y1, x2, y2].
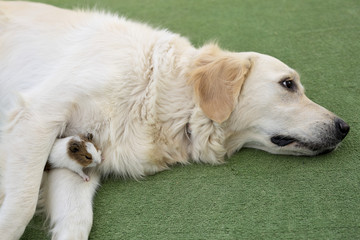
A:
[19, 0, 359, 239]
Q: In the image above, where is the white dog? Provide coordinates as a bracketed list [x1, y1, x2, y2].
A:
[0, 1, 349, 239]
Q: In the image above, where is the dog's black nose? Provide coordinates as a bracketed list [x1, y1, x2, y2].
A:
[335, 118, 350, 140]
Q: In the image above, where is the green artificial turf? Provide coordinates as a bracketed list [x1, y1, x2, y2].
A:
[20, 0, 360, 239]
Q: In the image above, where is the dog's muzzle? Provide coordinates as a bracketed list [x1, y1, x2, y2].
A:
[271, 118, 350, 154]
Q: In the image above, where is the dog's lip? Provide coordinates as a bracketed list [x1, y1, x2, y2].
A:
[270, 135, 337, 155]
[270, 135, 296, 147]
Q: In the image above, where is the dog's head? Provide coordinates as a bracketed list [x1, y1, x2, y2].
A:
[188, 44, 349, 160]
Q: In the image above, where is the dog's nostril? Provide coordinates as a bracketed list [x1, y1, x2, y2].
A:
[335, 118, 350, 139]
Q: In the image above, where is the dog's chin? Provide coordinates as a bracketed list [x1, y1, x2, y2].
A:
[269, 135, 338, 156]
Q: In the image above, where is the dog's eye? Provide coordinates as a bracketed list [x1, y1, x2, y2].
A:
[280, 78, 296, 91]
[85, 155, 92, 160]
[283, 80, 293, 88]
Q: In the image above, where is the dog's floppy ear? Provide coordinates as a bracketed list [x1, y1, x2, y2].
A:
[188, 44, 252, 123]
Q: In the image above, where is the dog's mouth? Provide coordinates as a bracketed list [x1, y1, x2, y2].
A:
[269, 119, 349, 156]
[270, 135, 296, 147]
[270, 135, 336, 155]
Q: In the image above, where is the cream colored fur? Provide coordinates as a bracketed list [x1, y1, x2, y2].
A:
[0, 2, 348, 239]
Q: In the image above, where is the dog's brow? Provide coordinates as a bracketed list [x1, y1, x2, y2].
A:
[292, 71, 300, 80]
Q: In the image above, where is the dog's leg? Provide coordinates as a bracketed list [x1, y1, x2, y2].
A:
[0, 119, 61, 239]
[0, 94, 69, 239]
[44, 168, 100, 240]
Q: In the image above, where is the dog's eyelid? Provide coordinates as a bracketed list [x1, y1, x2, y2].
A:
[280, 76, 292, 82]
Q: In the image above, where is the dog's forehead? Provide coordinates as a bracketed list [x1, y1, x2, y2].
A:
[247, 52, 299, 80]
[256, 53, 292, 70]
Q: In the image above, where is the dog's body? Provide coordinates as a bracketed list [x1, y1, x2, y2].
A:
[0, 1, 349, 239]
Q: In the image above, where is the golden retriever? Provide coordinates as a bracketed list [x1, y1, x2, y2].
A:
[0, 1, 349, 239]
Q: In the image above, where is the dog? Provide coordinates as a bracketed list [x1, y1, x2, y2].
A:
[0, 1, 349, 239]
